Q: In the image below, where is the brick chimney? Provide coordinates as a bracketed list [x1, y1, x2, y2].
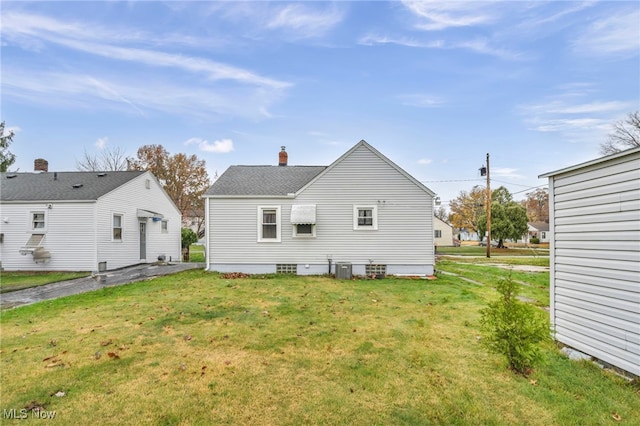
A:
[34, 158, 49, 172]
[278, 146, 288, 166]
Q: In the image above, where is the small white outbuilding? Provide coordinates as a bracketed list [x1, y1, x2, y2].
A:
[540, 147, 640, 376]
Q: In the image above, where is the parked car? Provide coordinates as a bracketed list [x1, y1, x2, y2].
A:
[479, 240, 499, 247]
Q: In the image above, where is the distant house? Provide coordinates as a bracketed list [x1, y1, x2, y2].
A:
[204, 141, 436, 276]
[434, 216, 455, 247]
[540, 147, 640, 377]
[526, 222, 550, 243]
[0, 160, 181, 271]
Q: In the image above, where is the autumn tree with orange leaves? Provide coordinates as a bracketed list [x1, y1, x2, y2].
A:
[130, 145, 210, 238]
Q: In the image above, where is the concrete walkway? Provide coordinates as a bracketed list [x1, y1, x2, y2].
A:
[1, 263, 204, 309]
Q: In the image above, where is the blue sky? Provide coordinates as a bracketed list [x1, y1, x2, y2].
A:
[2, 1, 639, 207]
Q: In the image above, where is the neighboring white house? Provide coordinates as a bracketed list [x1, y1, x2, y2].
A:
[526, 222, 550, 243]
[0, 166, 181, 271]
[540, 146, 640, 377]
[204, 140, 436, 276]
[434, 216, 455, 247]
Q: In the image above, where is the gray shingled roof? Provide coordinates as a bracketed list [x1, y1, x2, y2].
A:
[0, 171, 146, 201]
[206, 166, 327, 196]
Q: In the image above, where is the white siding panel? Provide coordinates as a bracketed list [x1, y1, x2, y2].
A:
[555, 256, 639, 273]
[97, 172, 181, 270]
[556, 270, 638, 293]
[554, 295, 638, 325]
[555, 281, 640, 309]
[552, 158, 639, 189]
[555, 189, 640, 212]
[548, 150, 640, 376]
[555, 230, 640, 242]
[555, 317, 640, 355]
[0, 203, 96, 271]
[554, 332, 639, 376]
[556, 305, 640, 341]
[555, 240, 639, 251]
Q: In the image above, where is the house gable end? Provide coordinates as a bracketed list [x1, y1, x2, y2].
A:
[295, 140, 435, 197]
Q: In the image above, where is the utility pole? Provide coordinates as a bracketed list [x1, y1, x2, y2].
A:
[486, 153, 491, 258]
[480, 154, 491, 257]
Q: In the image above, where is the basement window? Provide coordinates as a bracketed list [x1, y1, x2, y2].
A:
[276, 264, 297, 274]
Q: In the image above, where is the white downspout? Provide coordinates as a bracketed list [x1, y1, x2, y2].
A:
[204, 196, 210, 271]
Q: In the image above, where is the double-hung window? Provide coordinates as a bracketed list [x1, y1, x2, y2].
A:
[31, 211, 46, 231]
[258, 206, 281, 242]
[353, 206, 378, 230]
[113, 214, 123, 241]
[434, 230, 442, 238]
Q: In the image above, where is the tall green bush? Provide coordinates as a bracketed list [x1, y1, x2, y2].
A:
[479, 276, 550, 375]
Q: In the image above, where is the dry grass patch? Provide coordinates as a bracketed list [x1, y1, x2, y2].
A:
[1, 271, 637, 425]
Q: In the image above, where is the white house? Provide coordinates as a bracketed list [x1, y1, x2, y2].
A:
[434, 216, 455, 247]
[204, 141, 436, 277]
[540, 147, 640, 377]
[526, 222, 550, 243]
[0, 164, 181, 272]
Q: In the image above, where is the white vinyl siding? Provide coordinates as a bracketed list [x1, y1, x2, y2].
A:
[97, 172, 181, 270]
[207, 143, 434, 275]
[0, 203, 97, 271]
[545, 150, 640, 376]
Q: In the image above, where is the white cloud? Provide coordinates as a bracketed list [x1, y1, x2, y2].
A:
[573, 9, 640, 57]
[358, 33, 521, 60]
[95, 137, 108, 150]
[185, 138, 234, 154]
[401, 0, 496, 31]
[399, 94, 444, 108]
[267, 4, 344, 38]
[418, 158, 433, 165]
[492, 167, 524, 179]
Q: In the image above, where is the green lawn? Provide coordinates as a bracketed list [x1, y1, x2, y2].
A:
[0, 271, 90, 293]
[188, 244, 205, 262]
[437, 245, 549, 257]
[1, 269, 637, 425]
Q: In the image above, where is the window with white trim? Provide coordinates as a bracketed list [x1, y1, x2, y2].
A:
[30, 211, 46, 231]
[353, 206, 378, 230]
[434, 230, 442, 238]
[161, 220, 168, 233]
[113, 214, 123, 241]
[258, 206, 281, 242]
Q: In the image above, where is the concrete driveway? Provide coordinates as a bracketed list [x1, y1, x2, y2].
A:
[1, 263, 204, 309]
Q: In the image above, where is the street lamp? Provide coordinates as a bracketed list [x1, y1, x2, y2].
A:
[480, 153, 491, 258]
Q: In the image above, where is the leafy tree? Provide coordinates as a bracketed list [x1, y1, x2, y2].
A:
[600, 111, 640, 155]
[131, 145, 210, 237]
[77, 146, 128, 171]
[478, 186, 528, 248]
[480, 275, 550, 375]
[0, 121, 16, 172]
[181, 228, 198, 249]
[449, 185, 486, 235]
[521, 188, 549, 223]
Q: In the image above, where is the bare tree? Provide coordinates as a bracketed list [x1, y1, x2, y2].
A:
[77, 146, 128, 171]
[434, 206, 449, 222]
[600, 111, 640, 155]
